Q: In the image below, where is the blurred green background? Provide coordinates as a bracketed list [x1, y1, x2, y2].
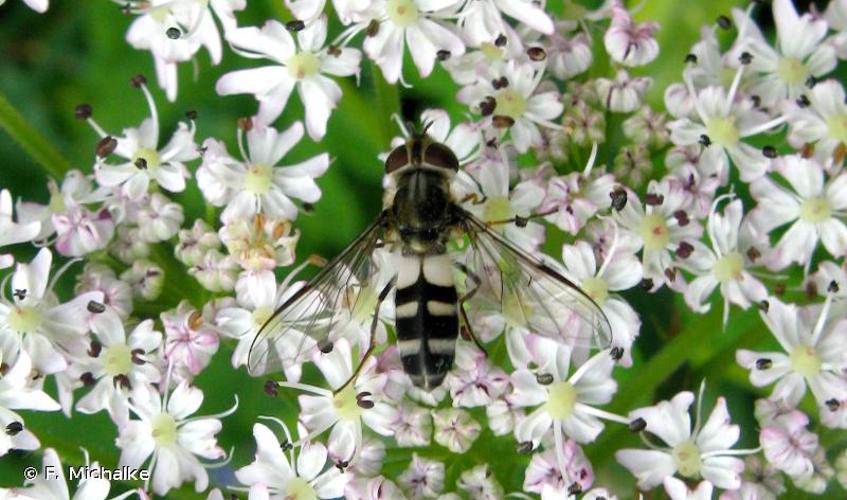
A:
[0, 0, 843, 498]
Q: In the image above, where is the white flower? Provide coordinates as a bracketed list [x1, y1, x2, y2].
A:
[595, 70, 650, 113]
[235, 421, 348, 499]
[363, 0, 465, 84]
[16, 171, 107, 243]
[742, 0, 836, 107]
[759, 409, 817, 478]
[615, 387, 751, 491]
[456, 0, 553, 47]
[119, 259, 164, 301]
[397, 454, 445, 498]
[161, 301, 220, 382]
[0, 0, 47, 13]
[53, 205, 114, 257]
[0, 351, 60, 457]
[176, 219, 222, 267]
[1, 448, 113, 500]
[508, 336, 620, 447]
[135, 193, 184, 243]
[0, 189, 41, 269]
[346, 475, 408, 500]
[663, 477, 713, 500]
[603, 6, 659, 66]
[93, 82, 197, 200]
[523, 438, 593, 499]
[197, 121, 328, 223]
[736, 297, 847, 415]
[538, 170, 616, 235]
[432, 408, 481, 453]
[75, 310, 162, 425]
[546, 21, 593, 80]
[75, 264, 133, 321]
[456, 464, 503, 500]
[683, 198, 768, 326]
[443, 341, 508, 407]
[720, 455, 786, 500]
[391, 401, 432, 447]
[749, 155, 847, 271]
[785, 79, 847, 163]
[458, 61, 563, 153]
[117, 381, 231, 496]
[0, 248, 102, 374]
[217, 17, 361, 140]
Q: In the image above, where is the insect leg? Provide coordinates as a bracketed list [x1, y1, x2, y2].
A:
[335, 279, 395, 394]
[454, 262, 487, 356]
[484, 208, 558, 228]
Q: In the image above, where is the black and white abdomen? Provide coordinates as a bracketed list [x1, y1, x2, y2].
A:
[394, 253, 458, 390]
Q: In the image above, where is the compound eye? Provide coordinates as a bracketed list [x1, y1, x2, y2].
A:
[385, 144, 409, 173]
[424, 142, 459, 171]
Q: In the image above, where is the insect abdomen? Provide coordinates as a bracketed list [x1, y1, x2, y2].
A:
[394, 253, 458, 390]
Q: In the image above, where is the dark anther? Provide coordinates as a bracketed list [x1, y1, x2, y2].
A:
[480, 96, 496, 116]
[805, 75, 818, 88]
[113, 374, 131, 390]
[74, 104, 93, 120]
[366, 19, 380, 37]
[639, 278, 653, 291]
[80, 372, 96, 386]
[494, 34, 507, 46]
[357, 399, 375, 409]
[746, 246, 761, 262]
[568, 483, 583, 495]
[318, 339, 334, 354]
[826, 399, 840, 411]
[492, 76, 508, 89]
[88, 339, 102, 358]
[280, 440, 293, 451]
[130, 74, 147, 88]
[828, 280, 840, 293]
[238, 116, 253, 131]
[131, 348, 146, 365]
[676, 242, 693, 259]
[610, 188, 627, 211]
[796, 95, 811, 108]
[665, 267, 677, 282]
[673, 210, 690, 227]
[0, 363, 8, 376]
[802, 142, 815, 158]
[629, 417, 647, 432]
[514, 216, 528, 228]
[716, 15, 731, 30]
[96, 136, 118, 158]
[335, 460, 349, 471]
[302, 202, 315, 214]
[644, 193, 664, 206]
[684, 53, 697, 64]
[5, 421, 23, 436]
[264, 380, 279, 397]
[610, 346, 624, 361]
[87, 300, 106, 314]
[185, 110, 198, 120]
[758, 300, 770, 312]
[285, 20, 306, 32]
[535, 373, 554, 385]
[762, 146, 778, 159]
[327, 45, 341, 57]
[166, 27, 181, 39]
[739, 51, 753, 65]
[12, 289, 26, 301]
[356, 391, 372, 401]
[516, 441, 533, 454]
[527, 47, 546, 61]
[806, 280, 818, 299]
[775, 283, 787, 296]
[436, 50, 451, 61]
[755, 358, 772, 370]
[698, 134, 712, 147]
[750, 95, 761, 107]
[135, 158, 148, 170]
[492, 115, 514, 128]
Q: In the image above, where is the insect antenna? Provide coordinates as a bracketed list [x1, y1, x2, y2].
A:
[391, 113, 411, 138]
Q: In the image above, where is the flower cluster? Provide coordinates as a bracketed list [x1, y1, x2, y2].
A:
[2, 0, 847, 497]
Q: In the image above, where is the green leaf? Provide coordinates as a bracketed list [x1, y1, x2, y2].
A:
[0, 91, 72, 179]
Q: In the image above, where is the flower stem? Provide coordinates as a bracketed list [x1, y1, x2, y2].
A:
[0, 91, 71, 178]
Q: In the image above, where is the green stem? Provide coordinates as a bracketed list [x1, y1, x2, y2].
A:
[0, 91, 71, 178]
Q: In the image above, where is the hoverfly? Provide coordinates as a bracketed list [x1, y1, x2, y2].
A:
[247, 128, 617, 391]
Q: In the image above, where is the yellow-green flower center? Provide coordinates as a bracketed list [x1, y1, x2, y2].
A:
[494, 89, 527, 120]
[284, 477, 318, 500]
[48, 190, 65, 213]
[151, 413, 178, 447]
[790, 345, 822, 377]
[483, 196, 514, 225]
[480, 42, 505, 61]
[386, 0, 419, 27]
[351, 286, 378, 324]
[713, 252, 744, 284]
[776, 57, 809, 86]
[545, 381, 577, 419]
[333, 385, 363, 421]
[243, 164, 273, 194]
[638, 214, 670, 251]
[672, 439, 702, 478]
[132, 147, 161, 171]
[252, 307, 273, 330]
[286, 51, 322, 80]
[6, 306, 43, 334]
[826, 114, 847, 144]
[581, 277, 608, 306]
[799, 196, 832, 224]
[705, 117, 740, 148]
[103, 343, 133, 377]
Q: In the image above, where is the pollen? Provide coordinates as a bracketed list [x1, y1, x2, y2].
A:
[386, 0, 419, 27]
[6, 306, 43, 334]
[672, 439, 702, 478]
[545, 381, 577, 419]
[103, 343, 133, 377]
[286, 51, 322, 80]
[638, 213, 670, 251]
[243, 163, 273, 194]
[151, 413, 179, 447]
[790, 345, 822, 378]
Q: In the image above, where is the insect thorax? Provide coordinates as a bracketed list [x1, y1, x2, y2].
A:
[391, 168, 455, 255]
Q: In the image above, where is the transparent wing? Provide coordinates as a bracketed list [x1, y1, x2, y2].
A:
[456, 210, 614, 352]
[247, 213, 387, 377]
